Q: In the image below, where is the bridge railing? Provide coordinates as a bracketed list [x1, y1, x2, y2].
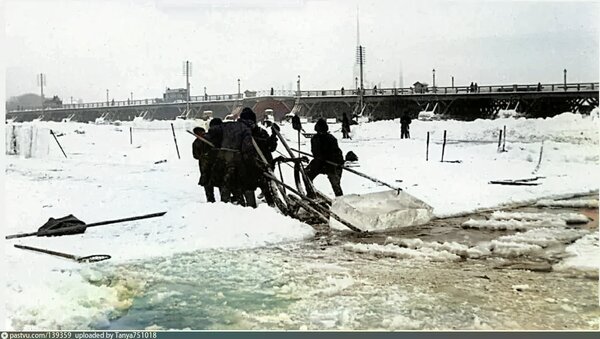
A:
[297, 82, 598, 97]
[189, 93, 242, 102]
[6, 82, 598, 113]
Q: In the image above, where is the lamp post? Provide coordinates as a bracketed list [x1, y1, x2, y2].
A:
[204, 86, 207, 100]
[130, 92, 133, 101]
[37, 73, 46, 113]
[237, 79, 241, 99]
[432, 68, 436, 89]
[106, 89, 109, 106]
[297, 75, 301, 97]
[563, 69, 567, 91]
[451, 76, 454, 88]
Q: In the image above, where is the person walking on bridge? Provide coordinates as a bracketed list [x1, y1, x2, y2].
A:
[305, 118, 344, 197]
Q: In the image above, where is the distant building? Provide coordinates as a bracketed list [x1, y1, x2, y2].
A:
[244, 90, 256, 98]
[163, 88, 188, 102]
[44, 95, 63, 108]
[413, 82, 429, 94]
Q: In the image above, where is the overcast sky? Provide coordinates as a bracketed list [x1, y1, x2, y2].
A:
[4, 0, 599, 103]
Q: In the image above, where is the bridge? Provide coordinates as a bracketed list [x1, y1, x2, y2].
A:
[6, 82, 598, 123]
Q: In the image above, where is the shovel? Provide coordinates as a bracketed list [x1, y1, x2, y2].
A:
[5, 211, 166, 240]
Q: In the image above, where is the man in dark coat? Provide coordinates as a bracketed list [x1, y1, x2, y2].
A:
[248, 113, 279, 206]
[341, 113, 351, 139]
[192, 126, 216, 202]
[207, 111, 256, 206]
[400, 113, 411, 139]
[305, 118, 344, 196]
[204, 118, 224, 190]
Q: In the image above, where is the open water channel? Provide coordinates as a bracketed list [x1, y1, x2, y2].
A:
[102, 201, 599, 331]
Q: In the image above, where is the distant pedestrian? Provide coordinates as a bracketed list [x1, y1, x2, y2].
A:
[341, 87, 345, 95]
[270, 87, 274, 95]
[400, 113, 411, 139]
[341, 113, 351, 139]
[292, 114, 304, 132]
[373, 85, 378, 95]
[537, 82, 542, 91]
[306, 118, 344, 197]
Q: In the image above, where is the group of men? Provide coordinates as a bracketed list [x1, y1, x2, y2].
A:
[192, 107, 277, 208]
[192, 108, 346, 209]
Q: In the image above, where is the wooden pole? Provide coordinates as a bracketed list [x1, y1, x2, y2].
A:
[5, 211, 167, 240]
[502, 125, 507, 152]
[50, 129, 67, 158]
[497, 129, 503, 151]
[129, 127, 133, 145]
[441, 130, 447, 162]
[263, 172, 363, 233]
[426, 131, 430, 161]
[297, 130, 301, 158]
[14, 244, 111, 263]
[171, 123, 181, 159]
[290, 147, 402, 192]
[277, 162, 287, 196]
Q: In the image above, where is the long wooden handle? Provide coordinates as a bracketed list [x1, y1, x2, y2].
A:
[290, 147, 402, 192]
[14, 244, 78, 260]
[5, 211, 166, 240]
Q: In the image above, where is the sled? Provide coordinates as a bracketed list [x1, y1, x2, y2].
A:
[329, 190, 434, 232]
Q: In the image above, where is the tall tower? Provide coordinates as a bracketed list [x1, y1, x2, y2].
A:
[399, 61, 404, 89]
[183, 60, 192, 116]
[352, 6, 361, 88]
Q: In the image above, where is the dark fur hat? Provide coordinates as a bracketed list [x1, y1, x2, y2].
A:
[209, 118, 223, 127]
[240, 107, 256, 122]
[314, 118, 328, 133]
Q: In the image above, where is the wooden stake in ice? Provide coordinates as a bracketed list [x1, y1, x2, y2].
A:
[497, 129, 503, 152]
[426, 131, 430, 161]
[171, 123, 181, 159]
[502, 125, 507, 152]
[50, 129, 68, 158]
[441, 130, 447, 162]
[532, 140, 544, 175]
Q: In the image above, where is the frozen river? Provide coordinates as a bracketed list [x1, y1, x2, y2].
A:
[3, 114, 598, 330]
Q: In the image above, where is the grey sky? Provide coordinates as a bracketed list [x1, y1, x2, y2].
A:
[4, 0, 599, 103]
